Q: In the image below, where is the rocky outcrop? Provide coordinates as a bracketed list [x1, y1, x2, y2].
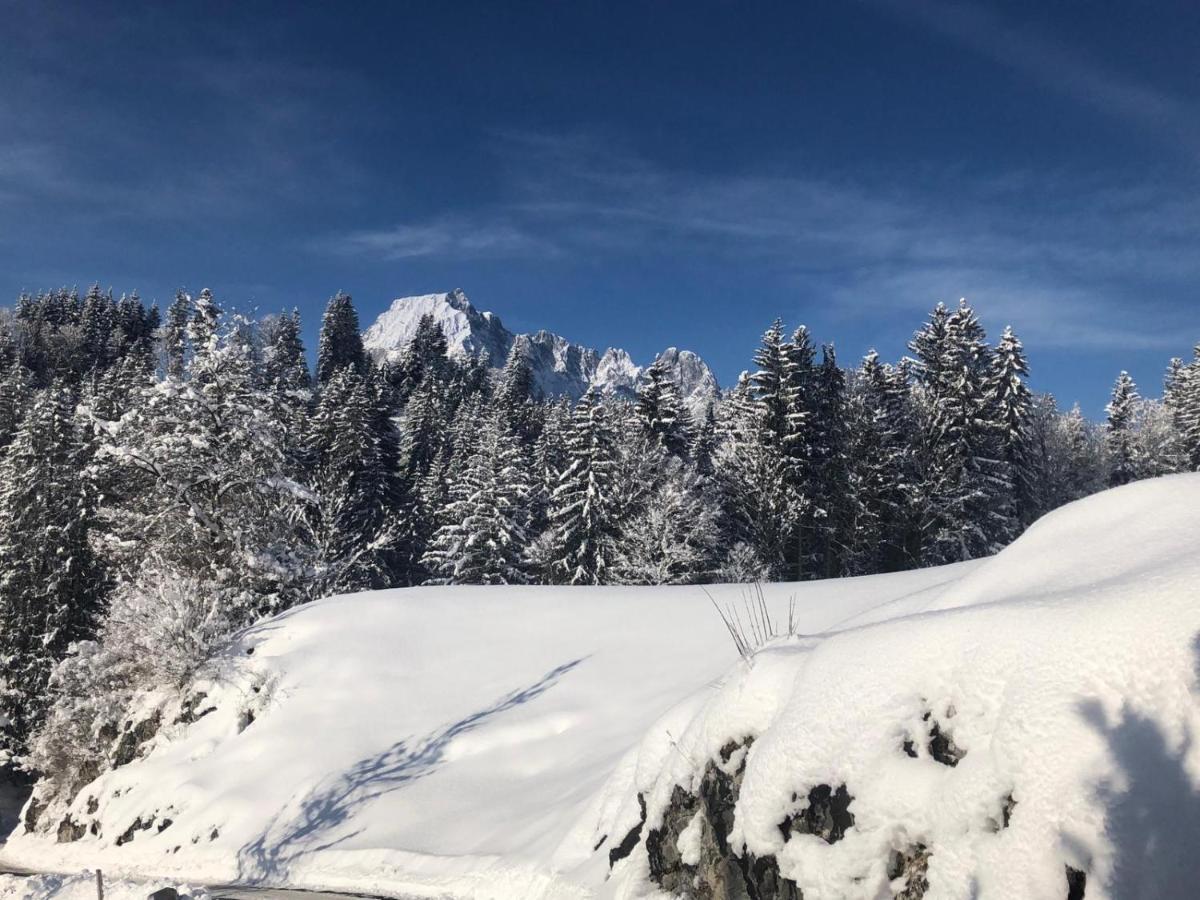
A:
[640, 737, 823, 900]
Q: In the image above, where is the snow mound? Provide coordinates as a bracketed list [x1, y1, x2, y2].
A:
[3, 567, 966, 897]
[8, 475, 1200, 899]
[590, 475, 1200, 900]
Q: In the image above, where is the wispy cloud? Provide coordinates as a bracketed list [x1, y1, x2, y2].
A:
[326, 131, 1200, 350]
[326, 217, 559, 261]
[0, 12, 369, 224]
[860, 0, 1200, 150]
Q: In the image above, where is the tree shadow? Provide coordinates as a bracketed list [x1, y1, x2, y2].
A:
[1066, 634, 1200, 897]
[235, 656, 587, 884]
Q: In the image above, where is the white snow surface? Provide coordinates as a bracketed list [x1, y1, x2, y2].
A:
[7, 475, 1200, 899]
[361, 290, 719, 412]
[0, 872, 208, 900]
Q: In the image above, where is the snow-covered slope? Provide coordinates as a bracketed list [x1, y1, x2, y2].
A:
[361, 290, 720, 412]
[7, 476, 1200, 899]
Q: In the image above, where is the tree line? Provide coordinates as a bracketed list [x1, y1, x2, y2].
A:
[0, 285, 1195, 798]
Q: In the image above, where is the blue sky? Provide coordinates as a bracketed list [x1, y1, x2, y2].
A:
[3, 0, 1199, 414]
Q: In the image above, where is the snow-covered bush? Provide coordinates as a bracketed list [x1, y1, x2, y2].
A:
[99, 561, 234, 689]
[24, 561, 234, 829]
[716, 541, 773, 583]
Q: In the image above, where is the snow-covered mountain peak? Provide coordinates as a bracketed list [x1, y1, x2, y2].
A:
[363, 289, 510, 364]
[361, 290, 720, 411]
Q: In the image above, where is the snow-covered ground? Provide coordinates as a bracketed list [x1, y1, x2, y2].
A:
[0, 872, 207, 900]
[6, 475, 1200, 899]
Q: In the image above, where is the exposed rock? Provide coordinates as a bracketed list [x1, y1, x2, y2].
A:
[646, 736, 801, 900]
[1066, 866, 1087, 899]
[888, 843, 931, 899]
[55, 816, 86, 843]
[780, 784, 855, 845]
[645, 785, 702, 894]
[148, 889, 180, 900]
[174, 692, 216, 726]
[927, 719, 964, 767]
[112, 712, 162, 769]
[22, 794, 46, 833]
[608, 793, 647, 867]
[905, 709, 965, 767]
[736, 854, 801, 900]
[991, 792, 1016, 832]
[115, 815, 155, 846]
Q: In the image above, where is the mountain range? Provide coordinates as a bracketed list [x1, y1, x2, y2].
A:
[361, 289, 720, 413]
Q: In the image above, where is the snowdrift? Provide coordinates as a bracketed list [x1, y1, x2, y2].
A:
[6, 475, 1200, 900]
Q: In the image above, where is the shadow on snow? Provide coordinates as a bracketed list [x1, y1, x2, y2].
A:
[1057, 632, 1200, 898]
[235, 656, 587, 884]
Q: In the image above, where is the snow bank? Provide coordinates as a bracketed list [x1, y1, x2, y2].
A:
[0, 872, 207, 900]
[593, 474, 1200, 899]
[2, 561, 966, 897]
[7, 475, 1200, 900]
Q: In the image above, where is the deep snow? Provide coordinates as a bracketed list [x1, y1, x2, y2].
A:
[6, 476, 1200, 900]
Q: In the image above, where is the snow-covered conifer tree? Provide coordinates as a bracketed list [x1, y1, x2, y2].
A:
[0, 385, 107, 760]
[263, 309, 311, 393]
[544, 389, 620, 585]
[990, 326, 1033, 524]
[187, 288, 221, 354]
[316, 291, 368, 384]
[1106, 371, 1139, 486]
[635, 356, 692, 458]
[94, 313, 314, 623]
[422, 409, 533, 585]
[162, 291, 191, 379]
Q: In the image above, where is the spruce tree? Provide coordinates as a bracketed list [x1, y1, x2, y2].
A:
[1106, 371, 1139, 486]
[807, 345, 850, 577]
[991, 326, 1033, 524]
[422, 409, 532, 585]
[162, 291, 191, 379]
[907, 300, 1011, 563]
[545, 389, 619, 585]
[0, 365, 30, 450]
[263, 309, 312, 393]
[316, 292, 368, 384]
[840, 352, 899, 575]
[0, 385, 107, 759]
[188, 288, 221, 354]
[79, 285, 115, 373]
[635, 356, 691, 458]
[716, 374, 795, 578]
[306, 368, 401, 592]
[1169, 346, 1200, 470]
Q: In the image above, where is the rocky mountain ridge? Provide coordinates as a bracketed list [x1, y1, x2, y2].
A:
[361, 289, 719, 412]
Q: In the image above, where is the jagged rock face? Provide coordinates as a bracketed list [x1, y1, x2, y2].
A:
[655, 347, 720, 415]
[643, 738, 808, 900]
[361, 290, 720, 412]
[780, 783, 855, 845]
[363, 289, 512, 365]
